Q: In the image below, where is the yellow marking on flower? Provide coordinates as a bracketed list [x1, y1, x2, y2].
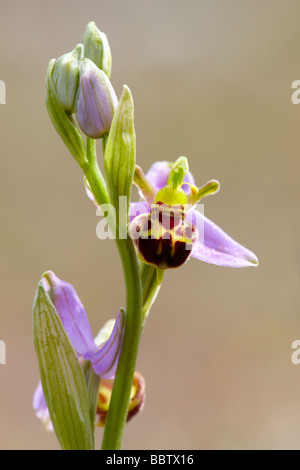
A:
[96, 372, 145, 427]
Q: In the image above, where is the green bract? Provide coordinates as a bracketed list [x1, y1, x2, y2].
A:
[104, 85, 136, 224]
[51, 44, 83, 114]
[33, 281, 94, 450]
[45, 59, 88, 167]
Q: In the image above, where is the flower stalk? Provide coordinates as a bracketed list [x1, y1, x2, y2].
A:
[35, 20, 259, 452]
[83, 135, 143, 450]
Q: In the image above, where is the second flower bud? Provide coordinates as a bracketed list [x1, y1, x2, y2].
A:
[75, 58, 118, 139]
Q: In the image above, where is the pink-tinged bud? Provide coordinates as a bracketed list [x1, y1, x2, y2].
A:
[75, 58, 118, 139]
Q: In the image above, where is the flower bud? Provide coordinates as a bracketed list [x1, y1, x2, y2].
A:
[46, 59, 88, 167]
[96, 371, 145, 427]
[83, 22, 112, 78]
[51, 44, 83, 113]
[75, 58, 118, 139]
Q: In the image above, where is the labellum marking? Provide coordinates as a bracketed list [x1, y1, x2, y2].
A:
[130, 202, 198, 270]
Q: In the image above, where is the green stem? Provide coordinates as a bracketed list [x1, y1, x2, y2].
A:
[83, 139, 143, 450]
[141, 262, 163, 325]
[83, 139, 164, 449]
[101, 260, 160, 448]
[101, 237, 142, 449]
[82, 138, 109, 206]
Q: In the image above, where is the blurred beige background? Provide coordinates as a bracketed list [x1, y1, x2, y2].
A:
[0, 0, 300, 450]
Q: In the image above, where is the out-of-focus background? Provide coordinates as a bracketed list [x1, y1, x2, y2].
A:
[0, 0, 300, 450]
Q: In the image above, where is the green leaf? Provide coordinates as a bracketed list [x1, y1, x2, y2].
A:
[33, 281, 94, 450]
[83, 360, 100, 428]
[104, 85, 136, 225]
[45, 59, 88, 167]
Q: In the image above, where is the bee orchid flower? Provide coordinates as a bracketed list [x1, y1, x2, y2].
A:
[129, 159, 259, 269]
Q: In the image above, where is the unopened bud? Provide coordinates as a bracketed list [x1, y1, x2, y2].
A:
[51, 44, 83, 113]
[96, 371, 145, 427]
[83, 22, 112, 78]
[75, 59, 118, 139]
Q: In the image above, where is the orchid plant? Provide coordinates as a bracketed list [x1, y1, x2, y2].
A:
[32, 22, 258, 450]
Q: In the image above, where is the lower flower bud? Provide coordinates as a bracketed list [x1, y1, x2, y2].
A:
[96, 371, 145, 427]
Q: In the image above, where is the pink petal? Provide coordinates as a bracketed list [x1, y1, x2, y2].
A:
[129, 201, 150, 222]
[187, 209, 258, 268]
